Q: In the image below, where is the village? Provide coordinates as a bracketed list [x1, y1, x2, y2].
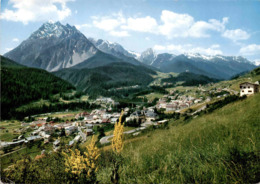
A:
[0, 81, 259, 156]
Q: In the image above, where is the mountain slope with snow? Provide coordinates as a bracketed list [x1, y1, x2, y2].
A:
[141, 52, 256, 79]
[4, 21, 99, 71]
[88, 38, 142, 66]
[88, 38, 139, 58]
[139, 48, 157, 65]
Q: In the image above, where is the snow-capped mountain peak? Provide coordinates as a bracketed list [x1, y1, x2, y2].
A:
[5, 22, 98, 71]
[183, 53, 252, 64]
[184, 53, 215, 61]
[29, 21, 78, 39]
[139, 48, 157, 65]
[88, 37, 140, 59]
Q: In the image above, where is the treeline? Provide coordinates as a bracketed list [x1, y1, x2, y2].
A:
[14, 101, 99, 120]
[204, 95, 247, 114]
[1, 56, 75, 120]
[162, 72, 219, 86]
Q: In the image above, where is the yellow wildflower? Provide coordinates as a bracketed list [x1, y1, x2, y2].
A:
[112, 110, 124, 154]
[63, 135, 100, 182]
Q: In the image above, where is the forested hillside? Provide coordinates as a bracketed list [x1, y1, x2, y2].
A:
[161, 72, 219, 86]
[1, 56, 75, 119]
[54, 62, 156, 98]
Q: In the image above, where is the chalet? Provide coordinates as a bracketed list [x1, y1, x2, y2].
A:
[166, 104, 177, 112]
[102, 113, 111, 119]
[179, 103, 189, 109]
[110, 117, 119, 124]
[240, 82, 259, 96]
[145, 111, 158, 121]
[75, 121, 85, 126]
[44, 126, 55, 134]
[84, 115, 94, 121]
[126, 111, 144, 122]
[102, 118, 111, 124]
[112, 112, 121, 118]
[85, 124, 93, 129]
[53, 139, 60, 151]
[65, 126, 77, 135]
[75, 112, 89, 119]
[158, 102, 167, 109]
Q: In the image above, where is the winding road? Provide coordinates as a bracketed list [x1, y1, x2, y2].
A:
[100, 127, 146, 144]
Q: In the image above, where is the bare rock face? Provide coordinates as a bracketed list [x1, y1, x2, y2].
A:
[4, 21, 98, 71]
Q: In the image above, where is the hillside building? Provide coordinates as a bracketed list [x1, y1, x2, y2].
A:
[240, 82, 259, 96]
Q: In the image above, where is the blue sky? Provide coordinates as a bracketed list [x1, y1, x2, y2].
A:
[1, 0, 260, 64]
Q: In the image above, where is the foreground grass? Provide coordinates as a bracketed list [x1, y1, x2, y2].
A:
[98, 94, 260, 183]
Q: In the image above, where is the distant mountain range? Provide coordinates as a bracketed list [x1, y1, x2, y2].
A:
[4, 21, 140, 71]
[4, 21, 257, 79]
[138, 49, 256, 79]
[88, 37, 140, 59]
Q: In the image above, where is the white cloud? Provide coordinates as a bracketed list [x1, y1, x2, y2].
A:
[159, 10, 193, 38]
[188, 18, 227, 38]
[93, 18, 124, 31]
[92, 12, 125, 31]
[75, 24, 92, 30]
[109, 30, 130, 37]
[254, 59, 260, 66]
[90, 10, 248, 41]
[5, 48, 14, 52]
[153, 44, 223, 55]
[1, 0, 73, 24]
[189, 46, 223, 55]
[158, 10, 228, 38]
[153, 45, 167, 51]
[145, 37, 150, 41]
[222, 29, 250, 41]
[12, 38, 19, 42]
[122, 16, 157, 33]
[239, 44, 260, 55]
[211, 44, 220, 49]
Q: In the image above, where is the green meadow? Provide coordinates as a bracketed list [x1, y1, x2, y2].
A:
[97, 93, 260, 183]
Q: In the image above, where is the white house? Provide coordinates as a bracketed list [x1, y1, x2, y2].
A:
[65, 126, 78, 135]
[240, 82, 259, 96]
[166, 104, 177, 112]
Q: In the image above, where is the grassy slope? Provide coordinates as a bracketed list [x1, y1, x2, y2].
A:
[98, 94, 260, 183]
[0, 121, 21, 141]
[208, 67, 260, 92]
